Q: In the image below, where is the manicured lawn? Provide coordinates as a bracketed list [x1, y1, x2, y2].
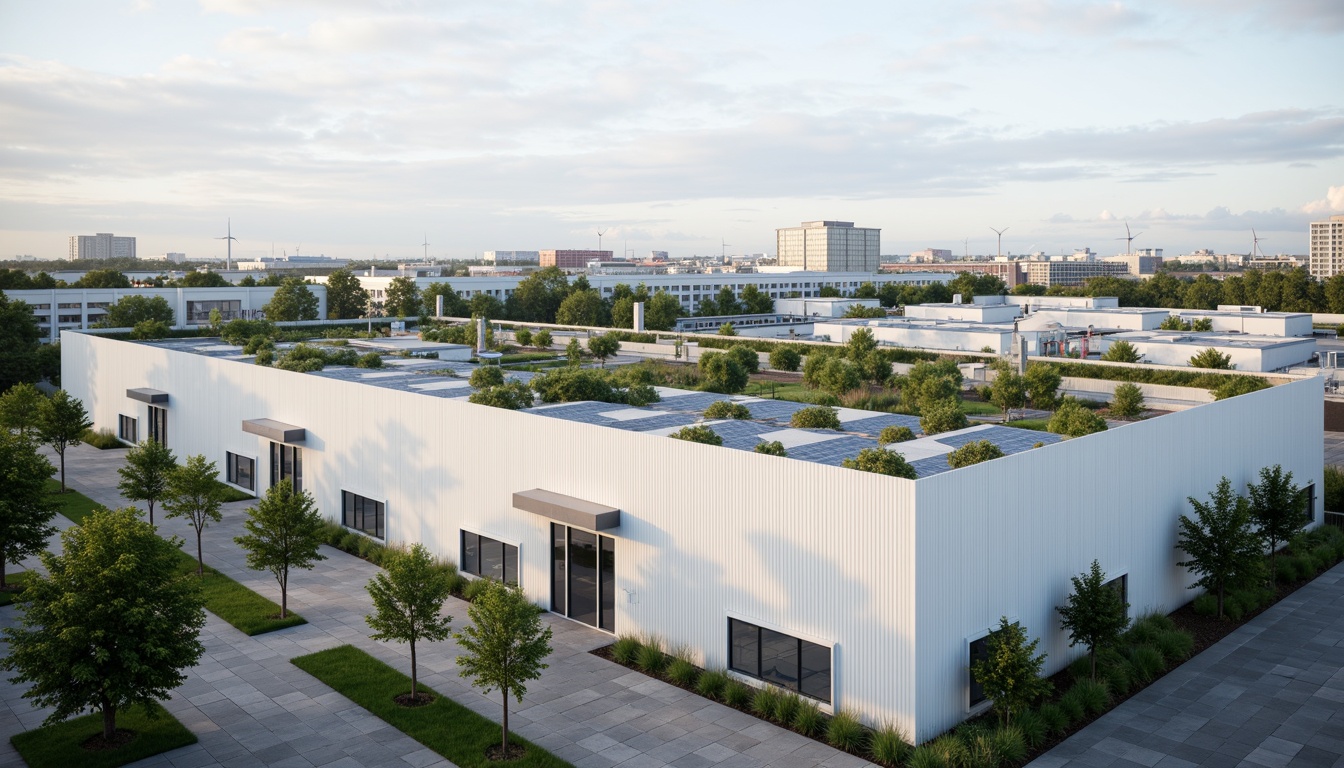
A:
[742, 381, 836, 405]
[1006, 418, 1051, 432]
[0, 571, 34, 607]
[172, 550, 305, 636]
[292, 645, 572, 768]
[46, 479, 104, 524]
[9, 701, 197, 768]
[959, 399, 1001, 416]
[209, 479, 255, 503]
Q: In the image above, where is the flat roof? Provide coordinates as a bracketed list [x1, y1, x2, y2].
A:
[1112, 331, 1317, 350]
[1172, 309, 1311, 319]
[137, 336, 1070, 478]
[817, 318, 1015, 334]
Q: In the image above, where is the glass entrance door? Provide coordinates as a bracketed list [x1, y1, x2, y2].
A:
[551, 523, 614, 632]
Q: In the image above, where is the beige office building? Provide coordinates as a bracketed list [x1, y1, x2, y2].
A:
[69, 232, 136, 261]
[1309, 215, 1344, 280]
[776, 221, 880, 272]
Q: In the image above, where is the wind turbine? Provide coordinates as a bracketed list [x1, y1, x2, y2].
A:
[597, 229, 607, 255]
[215, 219, 238, 270]
[1115, 223, 1142, 255]
[990, 226, 1009, 258]
[963, 237, 970, 259]
[422, 233, 430, 262]
[1252, 229, 1266, 259]
[721, 239, 731, 261]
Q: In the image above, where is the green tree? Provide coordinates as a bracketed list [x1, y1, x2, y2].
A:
[769, 346, 801, 372]
[0, 432, 58, 588]
[325, 268, 370, 319]
[163, 455, 225, 576]
[814, 357, 863, 397]
[366, 543, 455, 700]
[177, 270, 230, 288]
[818, 285, 842, 298]
[533, 329, 553, 349]
[1159, 315, 1192, 331]
[470, 366, 506, 389]
[1047, 397, 1107, 438]
[946, 440, 1004, 468]
[130, 319, 170, 339]
[1055, 561, 1130, 680]
[669, 425, 723, 445]
[878, 425, 914, 445]
[38, 389, 92, 493]
[72, 268, 132, 288]
[716, 322, 738, 336]
[506, 267, 571, 323]
[726, 344, 760, 375]
[753, 440, 787, 456]
[1101, 340, 1141, 363]
[989, 359, 1027, 421]
[1109, 382, 1145, 418]
[920, 398, 968, 435]
[117, 438, 178, 526]
[1177, 477, 1262, 619]
[1246, 464, 1305, 579]
[1188, 348, 1233, 370]
[555, 289, 604, 326]
[262, 277, 320, 322]
[846, 327, 891, 383]
[455, 581, 553, 756]
[791, 406, 842, 430]
[0, 382, 45, 436]
[98, 295, 175, 328]
[0, 507, 206, 741]
[704, 400, 752, 420]
[469, 380, 534, 410]
[1024, 362, 1062, 409]
[1183, 275, 1223, 310]
[843, 304, 887, 318]
[384, 277, 422, 318]
[565, 337, 584, 366]
[233, 479, 326, 618]
[588, 335, 621, 367]
[1190, 317, 1213, 332]
[698, 351, 749, 394]
[513, 328, 533, 347]
[970, 617, 1052, 725]
[421, 281, 467, 318]
[901, 360, 963, 412]
[842, 447, 917, 479]
[644, 291, 684, 331]
[740, 284, 774, 314]
[0, 295, 43, 392]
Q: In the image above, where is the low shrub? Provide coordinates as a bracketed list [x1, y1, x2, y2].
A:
[791, 405, 842, 430]
[635, 643, 668, 675]
[1129, 645, 1165, 683]
[877, 425, 915, 445]
[992, 724, 1028, 765]
[462, 577, 493, 601]
[774, 692, 802, 726]
[1038, 703, 1069, 735]
[868, 722, 911, 766]
[704, 400, 753, 420]
[1192, 593, 1218, 616]
[1156, 630, 1194, 662]
[1103, 660, 1133, 696]
[826, 709, 868, 752]
[751, 686, 782, 721]
[1069, 656, 1093, 681]
[906, 745, 942, 768]
[957, 724, 997, 768]
[1072, 678, 1111, 715]
[792, 700, 825, 737]
[339, 532, 362, 552]
[695, 668, 730, 699]
[666, 658, 699, 687]
[1057, 689, 1085, 724]
[611, 635, 642, 665]
[926, 734, 967, 768]
[722, 680, 751, 708]
[79, 427, 124, 449]
[1015, 709, 1048, 749]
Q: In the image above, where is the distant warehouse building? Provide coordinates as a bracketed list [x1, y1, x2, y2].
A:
[540, 250, 612, 269]
[1023, 260, 1132, 287]
[484, 251, 540, 265]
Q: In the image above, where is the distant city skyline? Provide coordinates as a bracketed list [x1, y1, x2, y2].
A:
[1, 1, 1341, 262]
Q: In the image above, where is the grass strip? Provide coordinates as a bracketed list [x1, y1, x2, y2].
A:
[46, 479, 103, 524]
[9, 701, 197, 768]
[292, 645, 572, 768]
[1005, 418, 1051, 432]
[0, 571, 34, 607]
[171, 550, 305, 636]
[209, 479, 255, 503]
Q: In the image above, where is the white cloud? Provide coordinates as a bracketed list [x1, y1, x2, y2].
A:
[1303, 186, 1344, 214]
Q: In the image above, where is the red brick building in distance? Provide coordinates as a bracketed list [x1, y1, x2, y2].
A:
[539, 250, 613, 269]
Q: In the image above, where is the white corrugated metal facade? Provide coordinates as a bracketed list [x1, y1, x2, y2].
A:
[62, 333, 1322, 744]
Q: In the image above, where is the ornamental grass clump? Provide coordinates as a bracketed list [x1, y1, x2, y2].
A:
[792, 700, 825, 737]
[774, 692, 802, 726]
[635, 643, 668, 675]
[722, 680, 751, 708]
[665, 657, 699, 687]
[611, 635, 642, 666]
[1015, 709, 1048, 749]
[695, 668, 729, 699]
[1129, 645, 1165, 683]
[1038, 703, 1069, 735]
[868, 722, 912, 766]
[826, 709, 867, 751]
[1072, 678, 1111, 715]
[751, 686, 783, 721]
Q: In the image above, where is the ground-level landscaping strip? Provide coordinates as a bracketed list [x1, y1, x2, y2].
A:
[291, 645, 572, 768]
[172, 550, 305, 636]
[47, 478, 101, 524]
[0, 571, 34, 607]
[9, 701, 196, 768]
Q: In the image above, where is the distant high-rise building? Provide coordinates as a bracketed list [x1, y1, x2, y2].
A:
[1025, 260, 1131, 287]
[483, 250, 540, 264]
[1309, 215, 1344, 280]
[911, 248, 952, 263]
[148, 252, 187, 263]
[776, 221, 880, 272]
[539, 249, 612, 269]
[68, 232, 136, 261]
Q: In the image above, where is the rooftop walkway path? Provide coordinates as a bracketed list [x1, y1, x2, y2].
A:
[1028, 562, 1344, 768]
[1, 444, 873, 768]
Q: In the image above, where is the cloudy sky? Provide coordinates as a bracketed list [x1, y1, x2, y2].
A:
[1, 0, 1342, 262]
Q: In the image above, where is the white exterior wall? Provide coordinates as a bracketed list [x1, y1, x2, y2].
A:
[1107, 336, 1316, 372]
[62, 333, 920, 735]
[1028, 307, 1169, 331]
[998, 295, 1120, 309]
[1173, 311, 1314, 337]
[912, 377, 1322, 741]
[814, 320, 1017, 354]
[902, 303, 1021, 323]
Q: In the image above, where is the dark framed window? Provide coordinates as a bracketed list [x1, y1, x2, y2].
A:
[728, 618, 831, 703]
[118, 414, 137, 443]
[1105, 574, 1129, 612]
[1302, 483, 1316, 523]
[342, 491, 384, 539]
[969, 634, 991, 708]
[549, 525, 615, 632]
[226, 452, 255, 492]
[147, 406, 167, 446]
[270, 442, 302, 493]
[460, 530, 517, 584]
[551, 524, 566, 615]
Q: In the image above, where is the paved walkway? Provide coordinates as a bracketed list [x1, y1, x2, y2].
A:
[1028, 563, 1344, 767]
[1, 445, 873, 768]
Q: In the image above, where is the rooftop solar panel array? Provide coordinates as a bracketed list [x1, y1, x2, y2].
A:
[839, 413, 924, 436]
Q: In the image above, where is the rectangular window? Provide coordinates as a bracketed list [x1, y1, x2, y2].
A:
[599, 535, 615, 632]
[1105, 574, 1128, 611]
[728, 618, 831, 703]
[1302, 483, 1317, 523]
[270, 442, 302, 493]
[226, 452, 255, 491]
[342, 491, 384, 539]
[147, 406, 167, 446]
[460, 530, 517, 585]
[118, 414, 137, 443]
[969, 635, 991, 708]
[551, 523, 566, 615]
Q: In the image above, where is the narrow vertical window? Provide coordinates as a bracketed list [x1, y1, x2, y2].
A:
[551, 524, 566, 614]
[599, 535, 615, 632]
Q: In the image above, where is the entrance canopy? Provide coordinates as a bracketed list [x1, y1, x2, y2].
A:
[512, 488, 620, 531]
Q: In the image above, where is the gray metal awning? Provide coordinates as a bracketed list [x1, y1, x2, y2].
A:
[242, 418, 306, 443]
[512, 488, 620, 531]
[126, 388, 169, 404]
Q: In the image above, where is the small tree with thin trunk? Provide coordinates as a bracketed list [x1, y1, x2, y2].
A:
[117, 438, 178, 525]
[1246, 464, 1305, 580]
[0, 432, 58, 589]
[37, 389, 92, 493]
[587, 335, 620, 367]
[365, 544, 454, 703]
[0, 382, 45, 437]
[970, 617, 1053, 726]
[1055, 560, 1130, 680]
[455, 581, 554, 758]
[1177, 477, 1262, 619]
[0, 507, 205, 742]
[163, 454, 225, 576]
[234, 479, 326, 618]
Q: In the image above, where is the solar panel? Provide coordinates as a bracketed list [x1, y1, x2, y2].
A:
[840, 413, 924, 436]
